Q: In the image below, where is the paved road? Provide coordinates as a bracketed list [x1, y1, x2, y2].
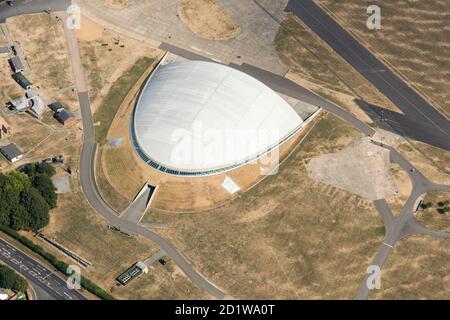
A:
[0, 0, 70, 22]
[62, 23, 227, 299]
[355, 141, 450, 300]
[0, 239, 86, 300]
[286, 0, 450, 151]
[3, 0, 447, 301]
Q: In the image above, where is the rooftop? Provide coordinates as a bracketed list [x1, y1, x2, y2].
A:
[0, 143, 23, 159]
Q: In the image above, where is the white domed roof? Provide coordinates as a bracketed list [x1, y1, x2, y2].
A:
[132, 60, 303, 175]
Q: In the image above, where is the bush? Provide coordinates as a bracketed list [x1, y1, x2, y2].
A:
[32, 174, 57, 209]
[0, 265, 28, 292]
[22, 163, 56, 178]
[0, 173, 51, 232]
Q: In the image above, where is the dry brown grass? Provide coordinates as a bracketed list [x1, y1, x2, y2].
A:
[369, 235, 450, 299]
[6, 14, 73, 96]
[78, 26, 162, 109]
[40, 158, 208, 299]
[0, 57, 22, 103]
[4, 113, 51, 152]
[76, 16, 104, 42]
[386, 163, 412, 216]
[417, 192, 450, 233]
[177, 0, 241, 40]
[318, 0, 450, 118]
[99, 78, 317, 213]
[143, 113, 385, 299]
[274, 14, 399, 115]
[397, 142, 450, 186]
[102, 0, 128, 9]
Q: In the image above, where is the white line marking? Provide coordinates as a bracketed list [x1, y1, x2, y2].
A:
[383, 242, 394, 248]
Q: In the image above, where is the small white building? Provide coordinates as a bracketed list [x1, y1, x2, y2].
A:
[0, 143, 23, 163]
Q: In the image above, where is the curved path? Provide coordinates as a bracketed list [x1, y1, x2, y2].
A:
[65, 26, 227, 300]
[0, 2, 225, 300]
[2, 0, 448, 301]
[355, 141, 450, 300]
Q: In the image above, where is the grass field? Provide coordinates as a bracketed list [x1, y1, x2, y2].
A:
[417, 192, 450, 233]
[93, 57, 156, 144]
[143, 113, 384, 299]
[7, 14, 73, 96]
[369, 235, 450, 299]
[79, 27, 162, 110]
[274, 14, 398, 114]
[318, 0, 450, 118]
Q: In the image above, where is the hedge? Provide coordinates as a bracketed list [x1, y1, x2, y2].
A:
[0, 225, 114, 300]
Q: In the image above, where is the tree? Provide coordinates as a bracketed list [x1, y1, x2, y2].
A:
[0, 265, 28, 292]
[32, 174, 57, 209]
[3, 172, 31, 192]
[0, 188, 21, 226]
[9, 205, 29, 231]
[19, 188, 49, 231]
[23, 163, 56, 178]
[36, 163, 56, 177]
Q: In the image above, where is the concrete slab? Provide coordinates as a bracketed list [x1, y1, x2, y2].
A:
[120, 184, 156, 223]
[308, 137, 398, 200]
[143, 249, 166, 267]
[52, 175, 71, 194]
[75, 0, 289, 75]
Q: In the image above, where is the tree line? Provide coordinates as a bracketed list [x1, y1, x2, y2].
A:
[0, 265, 28, 293]
[0, 163, 57, 231]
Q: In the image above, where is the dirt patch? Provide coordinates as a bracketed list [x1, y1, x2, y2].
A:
[102, 0, 128, 9]
[386, 163, 412, 216]
[177, 0, 241, 40]
[76, 16, 104, 42]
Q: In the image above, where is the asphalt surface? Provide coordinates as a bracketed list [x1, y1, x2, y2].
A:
[0, 0, 70, 22]
[0, 239, 86, 300]
[160, 42, 375, 136]
[286, 0, 450, 151]
[354, 142, 450, 300]
[2, 0, 448, 301]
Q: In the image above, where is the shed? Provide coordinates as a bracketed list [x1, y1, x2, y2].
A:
[12, 72, 32, 90]
[54, 109, 76, 126]
[28, 96, 46, 119]
[0, 143, 23, 163]
[48, 102, 65, 113]
[9, 56, 24, 73]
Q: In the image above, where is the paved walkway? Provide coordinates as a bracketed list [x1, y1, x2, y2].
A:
[120, 184, 155, 224]
[354, 140, 450, 300]
[75, 0, 288, 75]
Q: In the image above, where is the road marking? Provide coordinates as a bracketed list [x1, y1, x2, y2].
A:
[383, 242, 394, 248]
